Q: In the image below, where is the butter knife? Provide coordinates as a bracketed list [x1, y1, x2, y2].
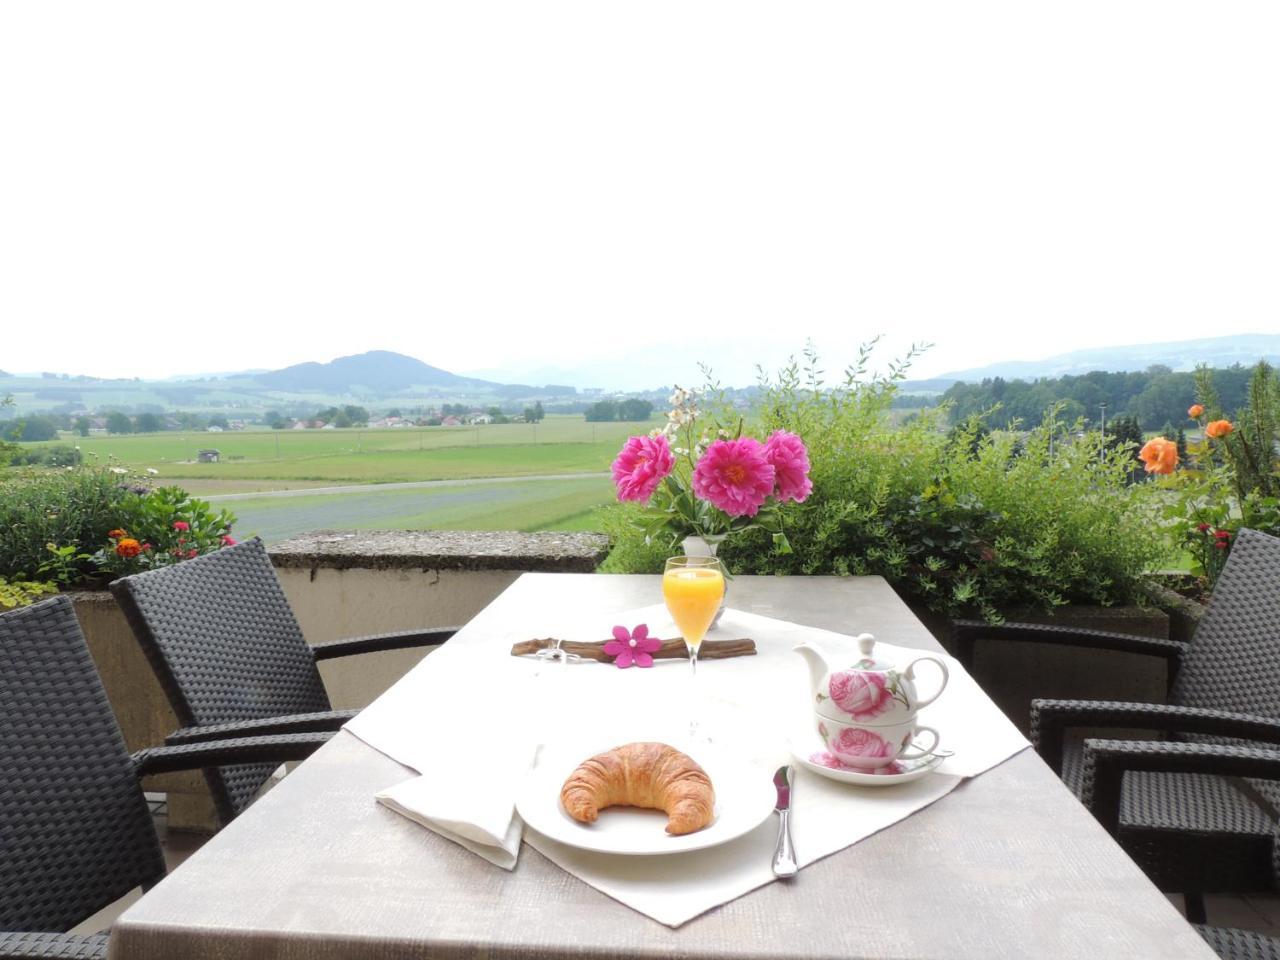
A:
[772, 765, 797, 878]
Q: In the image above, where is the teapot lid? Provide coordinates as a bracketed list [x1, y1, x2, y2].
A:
[850, 633, 895, 672]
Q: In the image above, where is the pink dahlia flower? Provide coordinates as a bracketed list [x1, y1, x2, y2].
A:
[611, 435, 675, 503]
[764, 430, 812, 503]
[692, 438, 776, 517]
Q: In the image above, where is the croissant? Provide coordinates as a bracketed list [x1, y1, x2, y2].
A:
[560, 742, 716, 835]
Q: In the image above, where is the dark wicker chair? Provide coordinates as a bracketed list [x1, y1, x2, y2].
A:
[0, 595, 329, 959]
[951, 528, 1280, 924]
[1197, 924, 1280, 960]
[109, 536, 457, 824]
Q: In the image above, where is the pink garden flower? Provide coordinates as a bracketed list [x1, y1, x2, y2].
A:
[763, 430, 812, 503]
[831, 727, 896, 761]
[827, 670, 893, 719]
[221, 535, 237, 546]
[172, 521, 190, 532]
[602, 624, 662, 668]
[611, 435, 675, 503]
[692, 438, 776, 518]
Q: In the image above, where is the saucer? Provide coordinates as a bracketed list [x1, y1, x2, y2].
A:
[787, 729, 948, 786]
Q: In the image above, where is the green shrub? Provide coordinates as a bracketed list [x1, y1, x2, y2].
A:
[0, 576, 58, 610]
[0, 467, 136, 584]
[602, 347, 1170, 621]
[94, 486, 236, 575]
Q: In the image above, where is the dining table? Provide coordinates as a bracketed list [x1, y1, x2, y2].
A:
[106, 573, 1217, 959]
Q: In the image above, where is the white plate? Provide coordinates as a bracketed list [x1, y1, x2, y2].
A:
[516, 743, 777, 856]
[788, 729, 947, 786]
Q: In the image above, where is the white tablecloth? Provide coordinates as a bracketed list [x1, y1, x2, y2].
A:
[345, 604, 1028, 926]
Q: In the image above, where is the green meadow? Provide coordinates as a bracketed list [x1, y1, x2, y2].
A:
[21, 416, 657, 541]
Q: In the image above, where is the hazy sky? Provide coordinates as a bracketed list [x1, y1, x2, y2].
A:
[3, 2, 1277, 389]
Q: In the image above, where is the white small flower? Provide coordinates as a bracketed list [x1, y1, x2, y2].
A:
[66, 466, 74, 471]
[109, 467, 128, 475]
[146, 468, 159, 475]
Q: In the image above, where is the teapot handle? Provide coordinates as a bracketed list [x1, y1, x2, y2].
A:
[904, 656, 949, 709]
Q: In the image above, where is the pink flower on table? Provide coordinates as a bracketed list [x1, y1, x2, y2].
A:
[827, 670, 892, 719]
[810, 751, 844, 769]
[831, 727, 896, 762]
[692, 438, 775, 518]
[602, 624, 662, 669]
[173, 521, 190, 532]
[763, 430, 812, 503]
[611, 435, 675, 503]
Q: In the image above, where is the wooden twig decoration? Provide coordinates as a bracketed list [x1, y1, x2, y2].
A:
[511, 637, 756, 662]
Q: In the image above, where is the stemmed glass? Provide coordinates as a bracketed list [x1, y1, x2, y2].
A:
[662, 556, 725, 740]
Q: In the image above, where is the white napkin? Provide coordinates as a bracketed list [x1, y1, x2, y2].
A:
[346, 613, 599, 869]
[377, 763, 528, 869]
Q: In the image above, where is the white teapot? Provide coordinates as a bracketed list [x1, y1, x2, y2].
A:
[795, 634, 949, 727]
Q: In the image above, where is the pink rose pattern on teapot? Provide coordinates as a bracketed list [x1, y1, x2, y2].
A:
[819, 659, 911, 719]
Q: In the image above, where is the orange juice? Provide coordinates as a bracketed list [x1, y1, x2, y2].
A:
[662, 566, 725, 649]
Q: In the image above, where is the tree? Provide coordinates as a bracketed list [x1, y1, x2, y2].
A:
[523, 401, 546, 423]
[134, 412, 163, 433]
[106, 412, 133, 434]
[74, 415, 91, 437]
[264, 409, 287, 429]
[207, 415, 230, 430]
[584, 400, 618, 422]
[617, 399, 654, 421]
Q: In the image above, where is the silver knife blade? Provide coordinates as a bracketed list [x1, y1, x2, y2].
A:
[772, 765, 797, 878]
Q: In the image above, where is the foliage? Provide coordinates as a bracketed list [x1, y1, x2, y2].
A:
[584, 399, 654, 422]
[1, 415, 59, 442]
[106, 411, 133, 434]
[92, 486, 237, 575]
[9, 443, 83, 467]
[0, 576, 57, 610]
[0, 467, 137, 584]
[603, 345, 1169, 621]
[943, 364, 1258, 432]
[1162, 361, 1280, 587]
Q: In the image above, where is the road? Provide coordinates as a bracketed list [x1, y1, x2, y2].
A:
[204, 472, 612, 502]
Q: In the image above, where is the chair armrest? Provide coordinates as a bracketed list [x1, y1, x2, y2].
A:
[1031, 699, 1280, 774]
[949, 620, 1187, 690]
[132, 732, 332, 778]
[310, 627, 459, 661]
[1082, 738, 1280, 835]
[0, 933, 108, 959]
[165, 710, 358, 745]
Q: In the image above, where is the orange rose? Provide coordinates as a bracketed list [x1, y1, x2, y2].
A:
[1206, 419, 1234, 439]
[115, 537, 142, 558]
[1138, 437, 1178, 475]
[1187, 404, 1204, 419]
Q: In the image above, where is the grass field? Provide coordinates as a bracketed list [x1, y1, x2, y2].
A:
[19, 416, 648, 542]
[30, 416, 657, 490]
[223, 475, 615, 543]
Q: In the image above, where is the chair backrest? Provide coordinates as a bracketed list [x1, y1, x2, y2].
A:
[0, 595, 164, 931]
[1171, 528, 1280, 718]
[110, 537, 330, 819]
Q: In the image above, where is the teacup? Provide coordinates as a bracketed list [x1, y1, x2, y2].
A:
[815, 715, 941, 770]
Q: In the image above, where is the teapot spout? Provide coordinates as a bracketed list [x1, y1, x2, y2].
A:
[794, 641, 830, 695]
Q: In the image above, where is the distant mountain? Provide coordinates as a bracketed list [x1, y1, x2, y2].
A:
[248, 351, 496, 393]
[939, 333, 1280, 383]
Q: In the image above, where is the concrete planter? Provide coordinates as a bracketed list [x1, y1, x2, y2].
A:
[913, 602, 1172, 735]
[69, 592, 216, 830]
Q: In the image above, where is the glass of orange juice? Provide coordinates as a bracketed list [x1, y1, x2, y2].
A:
[663, 556, 725, 737]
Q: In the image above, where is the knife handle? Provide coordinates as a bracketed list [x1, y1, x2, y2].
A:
[772, 808, 798, 878]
